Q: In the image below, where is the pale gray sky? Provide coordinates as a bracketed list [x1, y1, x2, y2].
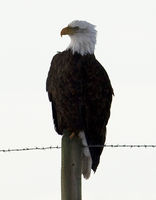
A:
[0, 0, 156, 199]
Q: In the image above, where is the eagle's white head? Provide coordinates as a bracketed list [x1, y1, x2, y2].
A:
[61, 20, 97, 56]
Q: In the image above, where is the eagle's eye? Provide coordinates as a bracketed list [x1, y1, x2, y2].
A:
[69, 26, 79, 30]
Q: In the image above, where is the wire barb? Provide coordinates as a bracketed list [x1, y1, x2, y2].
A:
[0, 144, 156, 153]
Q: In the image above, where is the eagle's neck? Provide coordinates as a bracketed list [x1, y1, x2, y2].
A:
[67, 31, 96, 56]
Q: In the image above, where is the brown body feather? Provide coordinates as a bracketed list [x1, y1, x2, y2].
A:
[46, 49, 113, 171]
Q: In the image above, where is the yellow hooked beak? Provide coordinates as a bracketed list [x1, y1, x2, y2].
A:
[60, 26, 78, 37]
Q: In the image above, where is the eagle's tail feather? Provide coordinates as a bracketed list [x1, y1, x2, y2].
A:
[79, 131, 92, 179]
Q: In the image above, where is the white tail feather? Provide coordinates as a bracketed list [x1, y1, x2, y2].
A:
[79, 131, 92, 179]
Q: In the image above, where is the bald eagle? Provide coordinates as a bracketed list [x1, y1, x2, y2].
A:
[46, 20, 113, 179]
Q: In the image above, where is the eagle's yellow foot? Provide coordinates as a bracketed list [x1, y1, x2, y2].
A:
[69, 132, 75, 139]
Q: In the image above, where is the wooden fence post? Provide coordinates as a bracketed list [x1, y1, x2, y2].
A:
[61, 130, 82, 200]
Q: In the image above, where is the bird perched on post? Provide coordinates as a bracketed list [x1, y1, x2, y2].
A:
[46, 20, 113, 179]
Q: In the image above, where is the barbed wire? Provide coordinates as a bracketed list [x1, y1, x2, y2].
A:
[0, 146, 61, 153]
[0, 144, 156, 153]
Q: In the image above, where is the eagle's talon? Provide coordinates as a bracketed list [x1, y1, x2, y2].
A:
[69, 132, 75, 139]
